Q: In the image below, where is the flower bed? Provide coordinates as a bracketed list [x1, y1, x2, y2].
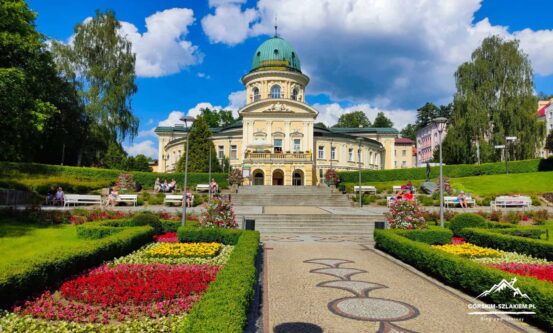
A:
[144, 242, 222, 258]
[111, 243, 233, 266]
[489, 263, 553, 283]
[431, 243, 501, 258]
[153, 231, 178, 243]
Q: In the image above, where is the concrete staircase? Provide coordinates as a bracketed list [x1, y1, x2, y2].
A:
[232, 185, 351, 207]
[237, 214, 377, 235]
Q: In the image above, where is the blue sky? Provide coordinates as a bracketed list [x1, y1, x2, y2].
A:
[28, 0, 553, 158]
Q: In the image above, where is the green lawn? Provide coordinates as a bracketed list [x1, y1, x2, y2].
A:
[346, 171, 553, 197]
[0, 220, 92, 268]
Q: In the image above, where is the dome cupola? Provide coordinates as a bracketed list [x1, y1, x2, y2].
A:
[250, 36, 301, 73]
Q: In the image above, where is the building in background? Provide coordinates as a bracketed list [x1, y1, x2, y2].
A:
[416, 122, 447, 166]
[394, 138, 416, 168]
[155, 35, 401, 185]
[538, 99, 553, 158]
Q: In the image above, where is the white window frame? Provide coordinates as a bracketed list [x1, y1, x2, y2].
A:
[318, 145, 325, 159]
[348, 148, 354, 161]
[293, 139, 301, 152]
[230, 145, 237, 160]
[274, 139, 283, 153]
[331, 146, 336, 160]
[218, 145, 225, 159]
[270, 85, 281, 99]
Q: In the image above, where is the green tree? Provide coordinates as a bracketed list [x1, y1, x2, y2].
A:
[199, 107, 237, 128]
[314, 122, 327, 129]
[537, 92, 553, 100]
[400, 124, 417, 140]
[415, 102, 440, 128]
[176, 116, 222, 172]
[372, 112, 394, 128]
[442, 35, 544, 164]
[546, 131, 553, 152]
[103, 141, 127, 169]
[52, 10, 139, 165]
[126, 154, 151, 172]
[332, 111, 371, 128]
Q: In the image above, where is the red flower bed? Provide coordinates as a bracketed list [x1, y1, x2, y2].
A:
[153, 232, 178, 243]
[60, 264, 219, 306]
[451, 236, 465, 244]
[14, 264, 220, 323]
[490, 263, 553, 283]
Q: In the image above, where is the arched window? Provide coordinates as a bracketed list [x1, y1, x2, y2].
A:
[270, 85, 281, 99]
[291, 87, 299, 100]
[252, 87, 260, 102]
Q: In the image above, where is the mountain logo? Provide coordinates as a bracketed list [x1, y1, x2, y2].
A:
[477, 278, 531, 300]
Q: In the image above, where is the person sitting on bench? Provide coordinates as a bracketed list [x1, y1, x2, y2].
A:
[185, 187, 193, 208]
[458, 191, 468, 208]
[107, 188, 118, 206]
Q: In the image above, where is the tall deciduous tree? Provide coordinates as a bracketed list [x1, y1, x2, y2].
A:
[176, 116, 222, 172]
[546, 131, 553, 152]
[199, 107, 237, 128]
[332, 111, 371, 128]
[400, 124, 417, 140]
[442, 35, 544, 164]
[372, 112, 394, 128]
[52, 9, 138, 165]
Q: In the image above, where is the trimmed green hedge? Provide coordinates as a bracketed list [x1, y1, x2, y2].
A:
[179, 229, 260, 332]
[375, 230, 553, 329]
[338, 158, 553, 183]
[393, 228, 453, 245]
[449, 213, 487, 236]
[0, 226, 154, 309]
[178, 226, 243, 245]
[458, 227, 553, 261]
[495, 227, 545, 239]
[75, 224, 122, 239]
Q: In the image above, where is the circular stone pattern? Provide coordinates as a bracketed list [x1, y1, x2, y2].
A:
[330, 297, 418, 322]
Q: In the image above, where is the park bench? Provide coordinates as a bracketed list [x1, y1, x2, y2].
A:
[392, 185, 416, 193]
[196, 184, 210, 193]
[491, 196, 532, 210]
[64, 194, 102, 208]
[116, 194, 138, 206]
[444, 196, 476, 208]
[387, 196, 417, 207]
[354, 185, 376, 194]
[164, 194, 194, 205]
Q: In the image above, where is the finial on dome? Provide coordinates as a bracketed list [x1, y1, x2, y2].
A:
[274, 17, 278, 37]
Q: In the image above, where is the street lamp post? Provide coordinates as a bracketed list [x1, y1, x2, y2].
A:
[330, 139, 334, 171]
[433, 117, 447, 228]
[208, 145, 212, 203]
[180, 115, 195, 226]
[505, 136, 517, 174]
[227, 137, 232, 175]
[357, 137, 363, 208]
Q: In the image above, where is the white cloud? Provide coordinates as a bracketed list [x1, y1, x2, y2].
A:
[201, 0, 553, 108]
[137, 127, 156, 138]
[124, 140, 158, 158]
[312, 103, 416, 130]
[226, 90, 246, 116]
[158, 110, 186, 127]
[118, 8, 203, 77]
[201, 3, 258, 45]
[197, 72, 211, 79]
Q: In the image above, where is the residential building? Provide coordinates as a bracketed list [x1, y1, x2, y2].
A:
[394, 138, 415, 168]
[416, 122, 447, 166]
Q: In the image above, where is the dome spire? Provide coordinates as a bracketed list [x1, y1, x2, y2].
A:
[274, 17, 278, 37]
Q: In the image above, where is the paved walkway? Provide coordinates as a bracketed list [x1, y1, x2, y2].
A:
[263, 235, 538, 333]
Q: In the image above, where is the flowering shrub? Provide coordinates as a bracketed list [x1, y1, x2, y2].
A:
[324, 168, 340, 185]
[451, 236, 465, 244]
[153, 232, 178, 243]
[431, 243, 501, 258]
[474, 251, 549, 265]
[69, 215, 87, 225]
[228, 168, 243, 186]
[144, 242, 222, 258]
[385, 200, 426, 229]
[489, 263, 553, 283]
[199, 197, 237, 228]
[112, 244, 234, 266]
[115, 173, 135, 191]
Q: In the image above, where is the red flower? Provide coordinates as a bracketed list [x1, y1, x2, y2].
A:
[489, 263, 553, 283]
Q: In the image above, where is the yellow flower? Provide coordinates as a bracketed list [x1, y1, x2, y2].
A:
[145, 242, 222, 258]
[432, 243, 501, 258]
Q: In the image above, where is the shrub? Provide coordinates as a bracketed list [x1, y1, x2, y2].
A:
[132, 212, 162, 234]
[228, 168, 243, 186]
[161, 219, 182, 232]
[0, 226, 154, 309]
[76, 224, 122, 239]
[449, 213, 486, 236]
[417, 195, 434, 206]
[501, 211, 521, 224]
[457, 227, 553, 261]
[178, 226, 242, 245]
[393, 228, 453, 245]
[495, 228, 545, 239]
[532, 209, 550, 225]
[385, 200, 426, 229]
[324, 169, 340, 185]
[199, 197, 237, 228]
[374, 230, 553, 330]
[180, 230, 260, 332]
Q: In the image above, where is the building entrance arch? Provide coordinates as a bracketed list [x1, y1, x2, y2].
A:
[272, 169, 284, 186]
[292, 169, 304, 186]
[252, 169, 264, 185]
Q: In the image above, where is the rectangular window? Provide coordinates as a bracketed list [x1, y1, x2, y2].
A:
[402, 150, 406, 156]
[331, 147, 336, 160]
[318, 145, 325, 159]
[230, 145, 237, 160]
[218, 145, 225, 159]
[274, 139, 283, 153]
[348, 148, 354, 161]
[401, 161, 407, 168]
[293, 139, 301, 152]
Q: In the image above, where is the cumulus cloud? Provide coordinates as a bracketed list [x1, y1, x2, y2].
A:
[124, 140, 158, 158]
[226, 90, 246, 116]
[158, 110, 187, 127]
[313, 103, 416, 131]
[201, 0, 553, 109]
[118, 8, 203, 77]
[201, 2, 258, 45]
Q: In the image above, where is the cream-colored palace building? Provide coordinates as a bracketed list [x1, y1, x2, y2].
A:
[156, 36, 403, 186]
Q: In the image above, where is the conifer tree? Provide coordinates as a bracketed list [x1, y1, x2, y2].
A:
[176, 116, 222, 172]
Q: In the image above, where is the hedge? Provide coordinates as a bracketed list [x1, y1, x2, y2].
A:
[375, 230, 553, 330]
[179, 229, 260, 332]
[495, 227, 545, 239]
[0, 225, 154, 309]
[393, 228, 453, 245]
[178, 226, 243, 245]
[458, 227, 553, 261]
[338, 158, 553, 183]
[75, 224, 122, 239]
[449, 213, 487, 236]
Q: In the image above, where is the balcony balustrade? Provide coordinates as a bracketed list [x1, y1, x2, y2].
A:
[245, 151, 312, 161]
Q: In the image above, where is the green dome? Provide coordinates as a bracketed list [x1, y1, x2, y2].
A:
[250, 37, 301, 73]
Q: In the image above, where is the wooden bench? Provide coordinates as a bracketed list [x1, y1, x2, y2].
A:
[387, 196, 417, 207]
[196, 184, 210, 193]
[444, 196, 476, 208]
[491, 196, 532, 210]
[393, 185, 416, 194]
[64, 194, 102, 207]
[354, 185, 376, 194]
[116, 194, 138, 206]
[164, 194, 194, 206]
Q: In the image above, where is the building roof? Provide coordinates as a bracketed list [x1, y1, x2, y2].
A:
[329, 127, 399, 135]
[538, 101, 550, 118]
[313, 127, 383, 148]
[395, 138, 415, 144]
[250, 36, 301, 73]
